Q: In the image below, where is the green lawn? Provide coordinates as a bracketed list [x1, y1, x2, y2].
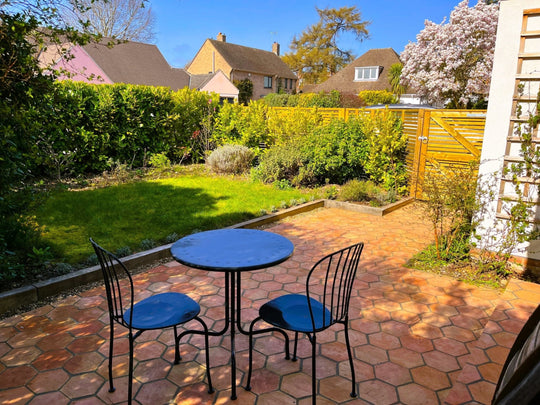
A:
[31, 173, 314, 264]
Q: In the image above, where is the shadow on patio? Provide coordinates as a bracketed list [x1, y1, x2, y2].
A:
[1, 203, 540, 404]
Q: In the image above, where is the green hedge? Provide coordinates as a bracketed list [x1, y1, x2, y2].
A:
[30, 81, 219, 178]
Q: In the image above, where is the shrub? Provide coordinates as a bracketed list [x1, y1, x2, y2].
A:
[338, 179, 379, 202]
[263, 93, 290, 107]
[253, 144, 315, 186]
[266, 107, 324, 145]
[149, 153, 171, 169]
[361, 111, 408, 194]
[338, 179, 397, 206]
[358, 90, 398, 106]
[206, 144, 255, 174]
[212, 101, 271, 149]
[297, 91, 341, 108]
[301, 118, 369, 184]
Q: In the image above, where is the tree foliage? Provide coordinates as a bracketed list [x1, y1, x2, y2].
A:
[65, 0, 155, 41]
[282, 6, 369, 87]
[400, 0, 499, 108]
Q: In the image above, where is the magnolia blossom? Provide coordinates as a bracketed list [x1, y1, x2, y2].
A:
[400, 0, 499, 107]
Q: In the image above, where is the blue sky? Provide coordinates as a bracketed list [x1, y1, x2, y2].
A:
[151, 0, 465, 68]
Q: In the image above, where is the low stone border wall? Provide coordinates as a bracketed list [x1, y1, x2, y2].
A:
[0, 197, 414, 315]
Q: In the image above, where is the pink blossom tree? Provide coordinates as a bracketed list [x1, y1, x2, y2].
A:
[400, 0, 499, 108]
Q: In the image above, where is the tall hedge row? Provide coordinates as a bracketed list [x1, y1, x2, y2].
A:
[31, 81, 219, 178]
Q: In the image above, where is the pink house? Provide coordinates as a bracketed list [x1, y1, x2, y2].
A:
[46, 38, 190, 90]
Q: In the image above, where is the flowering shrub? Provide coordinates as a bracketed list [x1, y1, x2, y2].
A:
[400, 0, 499, 108]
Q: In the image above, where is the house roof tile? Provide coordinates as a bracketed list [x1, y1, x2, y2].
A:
[82, 39, 190, 90]
[308, 48, 401, 94]
[205, 39, 296, 79]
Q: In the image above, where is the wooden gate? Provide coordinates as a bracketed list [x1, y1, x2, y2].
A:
[409, 109, 486, 199]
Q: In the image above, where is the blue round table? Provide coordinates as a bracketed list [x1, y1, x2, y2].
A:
[171, 228, 294, 400]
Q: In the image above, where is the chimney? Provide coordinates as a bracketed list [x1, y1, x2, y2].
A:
[272, 42, 280, 56]
[217, 32, 226, 42]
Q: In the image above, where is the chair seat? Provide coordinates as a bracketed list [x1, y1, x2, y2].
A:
[124, 292, 200, 330]
[260, 294, 333, 332]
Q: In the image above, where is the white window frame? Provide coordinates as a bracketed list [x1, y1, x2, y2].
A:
[354, 66, 381, 81]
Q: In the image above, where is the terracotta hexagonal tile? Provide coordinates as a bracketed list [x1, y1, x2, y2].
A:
[167, 360, 208, 388]
[281, 372, 312, 398]
[423, 350, 460, 373]
[411, 366, 451, 391]
[0, 386, 34, 404]
[375, 361, 412, 386]
[61, 372, 105, 399]
[1, 346, 42, 367]
[388, 347, 424, 369]
[28, 391, 70, 404]
[28, 368, 69, 394]
[397, 382, 440, 405]
[319, 375, 357, 403]
[32, 349, 72, 371]
[368, 332, 401, 351]
[357, 379, 398, 405]
[64, 351, 105, 374]
[0, 365, 37, 389]
[256, 390, 296, 405]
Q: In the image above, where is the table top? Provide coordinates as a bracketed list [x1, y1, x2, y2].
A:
[170, 229, 294, 272]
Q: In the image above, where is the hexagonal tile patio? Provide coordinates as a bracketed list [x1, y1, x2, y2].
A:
[1, 203, 540, 404]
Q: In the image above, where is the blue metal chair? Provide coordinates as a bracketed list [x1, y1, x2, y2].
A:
[90, 238, 213, 404]
[246, 242, 364, 404]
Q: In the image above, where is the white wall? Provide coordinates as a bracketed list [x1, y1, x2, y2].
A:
[476, 0, 540, 260]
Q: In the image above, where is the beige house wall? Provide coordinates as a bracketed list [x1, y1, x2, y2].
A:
[231, 71, 279, 99]
[187, 40, 232, 76]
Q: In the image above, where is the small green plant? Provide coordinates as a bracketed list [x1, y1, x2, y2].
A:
[273, 179, 292, 190]
[259, 209, 268, 216]
[28, 246, 54, 266]
[323, 185, 339, 200]
[165, 233, 179, 244]
[86, 253, 99, 266]
[53, 262, 74, 275]
[280, 200, 289, 209]
[140, 239, 157, 250]
[115, 246, 132, 257]
[148, 153, 171, 169]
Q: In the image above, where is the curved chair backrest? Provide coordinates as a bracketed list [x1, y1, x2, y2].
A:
[90, 238, 134, 328]
[306, 242, 364, 332]
[492, 303, 540, 404]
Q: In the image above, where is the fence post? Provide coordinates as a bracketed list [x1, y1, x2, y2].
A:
[410, 109, 430, 198]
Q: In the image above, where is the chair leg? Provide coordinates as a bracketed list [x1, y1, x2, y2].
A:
[311, 333, 317, 405]
[173, 325, 181, 364]
[107, 320, 116, 393]
[128, 331, 135, 405]
[292, 331, 299, 361]
[246, 316, 261, 391]
[344, 322, 357, 398]
[194, 317, 214, 394]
